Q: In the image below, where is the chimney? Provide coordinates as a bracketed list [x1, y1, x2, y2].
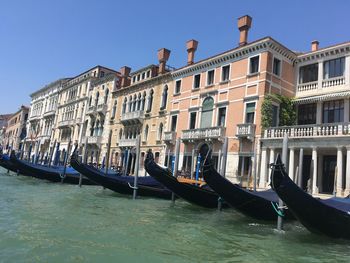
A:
[186, 39, 198, 65]
[120, 66, 131, 87]
[311, 40, 319, 52]
[237, 15, 252, 46]
[157, 48, 171, 74]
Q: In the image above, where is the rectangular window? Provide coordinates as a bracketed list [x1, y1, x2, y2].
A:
[221, 65, 230, 82]
[249, 56, 260, 74]
[189, 112, 197, 129]
[245, 102, 256, 124]
[297, 103, 316, 125]
[299, 63, 318, 83]
[273, 58, 281, 76]
[323, 100, 344, 123]
[193, 74, 201, 89]
[324, 57, 345, 79]
[171, 115, 177, 132]
[175, 80, 181, 94]
[272, 105, 279, 127]
[217, 107, 226, 126]
[207, 70, 214, 86]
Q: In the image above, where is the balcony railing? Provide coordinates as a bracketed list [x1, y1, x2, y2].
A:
[121, 111, 144, 124]
[264, 123, 350, 139]
[58, 119, 75, 127]
[96, 104, 107, 113]
[236, 123, 256, 139]
[181, 127, 225, 141]
[87, 105, 96, 115]
[86, 136, 102, 144]
[163, 131, 176, 144]
[322, 76, 345, 88]
[43, 109, 56, 117]
[297, 81, 318, 92]
[118, 138, 137, 147]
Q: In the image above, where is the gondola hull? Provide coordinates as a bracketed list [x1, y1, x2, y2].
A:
[0, 154, 20, 173]
[144, 152, 222, 208]
[203, 162, 294, 220]
[271, 155, 350, 239]
[10, 152, 94, 185]
[70, 153, 173, 199]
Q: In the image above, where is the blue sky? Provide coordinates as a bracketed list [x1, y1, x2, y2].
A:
[1, 0, 349, 113]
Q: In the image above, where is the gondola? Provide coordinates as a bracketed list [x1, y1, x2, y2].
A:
[271, 155, 350, 239]
[0, 153, 20, 173]
[70, 151, 173, 199]
[144, 151, 224, 208]
[202, 158, 294, 220]
[9, 151, 94, 185]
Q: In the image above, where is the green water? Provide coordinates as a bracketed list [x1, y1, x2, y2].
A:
[0, 168, 349, 263]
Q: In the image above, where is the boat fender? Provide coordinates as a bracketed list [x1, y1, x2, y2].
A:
[127, 182, 138, 190]
[271, 201, 285, 217]
[59, 173, 66, 179]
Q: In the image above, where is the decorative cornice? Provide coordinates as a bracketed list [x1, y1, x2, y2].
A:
[296, 42, 350, 63]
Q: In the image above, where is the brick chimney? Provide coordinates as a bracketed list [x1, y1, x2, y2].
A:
[237, 15, 252, 46]
[157, 48, 171, 74]
[311, 40, 319, 52]
[186, 39, 198, 65]
[120, 66, 131, 87]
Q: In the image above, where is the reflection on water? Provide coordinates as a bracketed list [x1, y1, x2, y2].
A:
[1, 168, 350, 263]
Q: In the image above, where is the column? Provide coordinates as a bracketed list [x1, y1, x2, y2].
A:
[344, 99, 350, 123]
[336, 147, 343, 196]
[345, 147, 350, 195]
[267, 148, 275, 185]
[317, 60, 323, 91]
[311, 147, 318, 194]
[259, 147, 267, 189]
[288, 148, 295, 180]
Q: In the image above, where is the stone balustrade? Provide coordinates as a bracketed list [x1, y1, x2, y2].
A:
[322, 76, 345, 88]
[182, 126, 225, 141]
[163, 131, 176, 144]
[236, 123, 256, 139]
[118, 138, 137, 147]
[297, 81, 318, 92]
[121, 111, 144, 123]
[264, 123, 350, 139]
[86, 136, 102, 144]
[58, 119, 75, 127]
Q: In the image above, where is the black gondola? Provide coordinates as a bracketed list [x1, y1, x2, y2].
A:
[10, 151, 94, 185]
[271, 155, 350, 239]
[0, 153, 20, 173]
[144, 151, 223, 208]
[202, 158, 294, 220]
[70, 152, 173, 199]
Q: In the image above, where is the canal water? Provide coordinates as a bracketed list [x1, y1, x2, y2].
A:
[1, 168, 349, 263]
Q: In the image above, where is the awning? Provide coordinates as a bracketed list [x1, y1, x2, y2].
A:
[294, 91, 350, 104]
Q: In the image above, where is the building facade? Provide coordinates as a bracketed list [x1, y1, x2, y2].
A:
[262, 40, 350, 197]
[3, 106, 29, 152]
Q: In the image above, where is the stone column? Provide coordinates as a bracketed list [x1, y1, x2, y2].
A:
[316, 102, 322, 124]
[311, 147, 318, 194]
[259, 147, 267, 189]
[336, 147, 343, 196]
[317, 60, 323, 91]
[288, 148, 295, 180]
[345, 147, 350, 196]
[267, 148, 275, 185]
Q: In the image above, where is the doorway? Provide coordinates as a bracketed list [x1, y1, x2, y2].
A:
[322, 155, 336, 194]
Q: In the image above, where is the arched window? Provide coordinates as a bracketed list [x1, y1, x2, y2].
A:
[94, 120, 100, 136]
[119, 129, 123, 140]
[158, 123, 163, 140]
[146, 89, 154, 113]
[200, 97, 214, 128]
[144, 125, 149, 141]
[122, 97, 127, 114]
[90, 120, 95, 136]
[160, 85, 168, 110]
[104, 89, 109, 104]
[137, 93, 141, 110]
[141, 92, 146, 111]
[132, 94, 137, 111]
[111, 101, 117, 119]
[128, 95, 132, 112]
[89, 96, 92, 106]
[95, 92, 99, 106]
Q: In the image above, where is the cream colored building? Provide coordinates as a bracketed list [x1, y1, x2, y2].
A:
[25, 78, 70, 161]
[52, 66, 119, 164]
[110, 49, 173, 175]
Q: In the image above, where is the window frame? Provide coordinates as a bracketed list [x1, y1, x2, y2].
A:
[272, 56, 282, 77]
[243, 101, 257, 124]
[193, 74, 201, 89]
[174, 79, 182, 94]
[206, 69, 215, 86]
[217, 106, 227, 127]
[248, 55, 260, 75]
[221, 64, 231, 82]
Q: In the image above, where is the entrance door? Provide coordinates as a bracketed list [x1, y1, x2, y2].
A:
[322, 156, 336, 194]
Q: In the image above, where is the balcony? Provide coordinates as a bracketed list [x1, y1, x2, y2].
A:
[58, 119, 75, 127]
[163, 131, 176, 144]
[181, 127, 225, 141]
[296, 76, 346, 97]
[87, 105, 96, 115]
[118, 138, 137, 147]
[264, 123, 350, 139]
[236, 123, 256, 140]
[96, 104, 107, 115]
[86, 136, 102, 145]
[43, 109, 56, 117]
[121, 111, 144, 125]
[322, 76, 345, 88]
